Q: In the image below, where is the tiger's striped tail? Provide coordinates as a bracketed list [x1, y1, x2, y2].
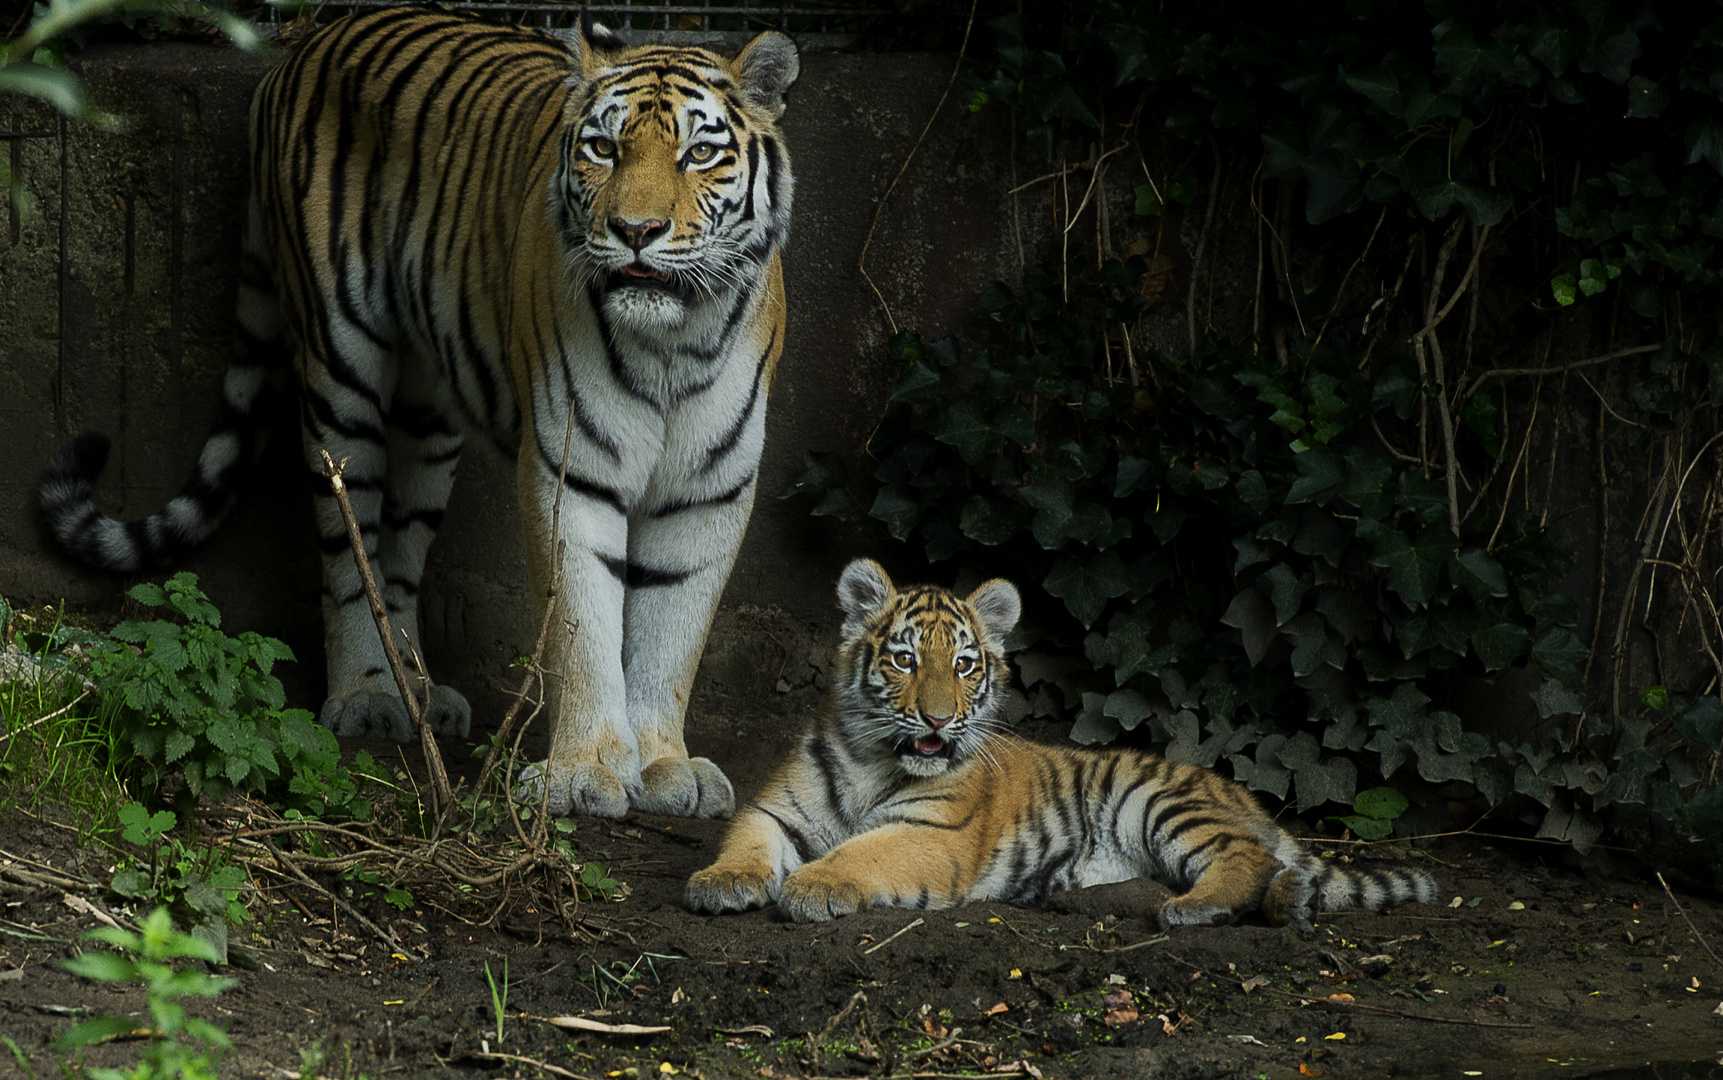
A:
[40, 217, 284, 572]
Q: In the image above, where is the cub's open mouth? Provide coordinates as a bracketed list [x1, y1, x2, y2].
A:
[912, 734, 953, 758]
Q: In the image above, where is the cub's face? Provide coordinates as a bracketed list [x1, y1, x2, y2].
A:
[834, 560, 1022, 778]
[556, 27, 798, 334]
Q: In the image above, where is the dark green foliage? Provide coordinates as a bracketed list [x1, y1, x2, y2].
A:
[90, 572, 371, 819]
[791, 0, 1723, 868]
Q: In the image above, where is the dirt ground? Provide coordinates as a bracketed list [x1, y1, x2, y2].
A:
[6, 726, 1723, 1080]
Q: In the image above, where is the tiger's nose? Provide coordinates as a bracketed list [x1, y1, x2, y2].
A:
[923, 712, 952, 730]
[609, 216, 670, 251]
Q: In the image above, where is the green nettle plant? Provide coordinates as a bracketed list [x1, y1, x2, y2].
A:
[790, 0, 1723, 875]
[92, 573, 373, 819]
[58, 907, 237, 1080]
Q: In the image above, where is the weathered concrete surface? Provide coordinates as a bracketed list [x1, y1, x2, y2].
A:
[0, 39, 1022, 773]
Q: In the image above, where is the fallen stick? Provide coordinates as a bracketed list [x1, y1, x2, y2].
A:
[318, 450, 454, 819]
[1657, 871, 1723, 975]
[863, 917, 924, 955]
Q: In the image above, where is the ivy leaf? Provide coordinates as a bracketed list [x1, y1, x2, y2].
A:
[1530, 625, 1588, 689]
[1471, 622, 1531, 671]
[1221, 587, 1277, 666]
[1624, 74, 1667, 118]
[959, 495, 1031, 546]
[1070, 693, 1121, 745]
[1551, 273, 1578, 306]
[868, 486, 921, 540]
[892, 360, 946, 403]
[1450, 547, 1509, 599]
[1133, 183, 1163, 216]
[779, 450, 848, 501]
[1676, 697, 1723, 754]
[1356, 520, 1454, 608]
[1044, 552, 1131, 628]
[1286, 446, 1345, 504]
[930, 400, 998, 464]
[1263, 563, 1309, 625]
[1103, 689, 1154, 731]
[1686, 117, 1723, 177]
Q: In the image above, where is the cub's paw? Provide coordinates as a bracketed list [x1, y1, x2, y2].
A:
[635, 756, 735, 819]
[1156, 897, 1240, 929]
[686, 863, 775, 913]
[779, 869, 867, 923]
[514, 760, 629, 818]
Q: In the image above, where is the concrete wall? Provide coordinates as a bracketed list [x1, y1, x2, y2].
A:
[0, 39, 1023, 778]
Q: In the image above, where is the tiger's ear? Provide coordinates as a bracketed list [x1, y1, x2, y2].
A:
[966, 579, 1021, 651]
[837, 559, 894, 638]
[734, 32, 800, 119]
[572, 12, 626, 75]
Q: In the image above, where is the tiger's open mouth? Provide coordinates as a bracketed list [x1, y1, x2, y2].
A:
[607, 261, 691, 301]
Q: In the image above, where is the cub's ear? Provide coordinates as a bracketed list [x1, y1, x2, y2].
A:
[734, 31, 799, 118]
[837, 559, 894, 638]
[966, 579, 1021, 651]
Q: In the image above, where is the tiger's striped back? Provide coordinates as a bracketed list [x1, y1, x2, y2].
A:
[689, 560, 1437, 929]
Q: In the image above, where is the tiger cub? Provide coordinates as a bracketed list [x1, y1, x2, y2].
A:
[40, 9, 799, 821]
[686, 559, 1437, 930]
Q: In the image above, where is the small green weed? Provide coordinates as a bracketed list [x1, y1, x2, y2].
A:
[108, 803, 250, 929]
[58, 906, 237, 1080]
[485, 957, 509, 1044]
[1326, 787, 1409, 841]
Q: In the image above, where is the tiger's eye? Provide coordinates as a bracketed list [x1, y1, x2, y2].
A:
[892, 650, 916, 672]
[590, 137, 616, 158]
[686, 143, 717, 164]
[954, 656, 975, 676]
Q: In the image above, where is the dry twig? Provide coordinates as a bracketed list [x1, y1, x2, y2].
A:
[317, 450, 453, 819]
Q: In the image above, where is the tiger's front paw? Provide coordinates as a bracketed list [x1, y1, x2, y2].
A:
[686, 862, 776, 914]
[635, 756, 735, 819]
[514, 760, 629, 818]
[779, 868, 867, 923]
[320, 686, 471, 742]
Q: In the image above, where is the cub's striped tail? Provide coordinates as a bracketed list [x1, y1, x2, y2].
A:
[1297, 860, 1438, 921]
[1311, 863, 1438, 912]
[1265, 857, 1436, 931]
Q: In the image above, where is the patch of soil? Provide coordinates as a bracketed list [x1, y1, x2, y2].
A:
[6, 761, 1723, 1080]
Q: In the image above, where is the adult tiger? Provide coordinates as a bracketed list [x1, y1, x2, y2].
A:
[39, 8, 800, 819]
[687, 560, 1438, 928]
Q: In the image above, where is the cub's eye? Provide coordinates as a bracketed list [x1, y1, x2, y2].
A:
[890, 650, 916, 672]
[954, 656, 976, 677]
[589, 137, 617, 159]
[684, 143, 718, 165]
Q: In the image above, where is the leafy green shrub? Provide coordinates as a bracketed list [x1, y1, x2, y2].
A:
[59, 907, 236, 1080]
[92, 573, 371, 819]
